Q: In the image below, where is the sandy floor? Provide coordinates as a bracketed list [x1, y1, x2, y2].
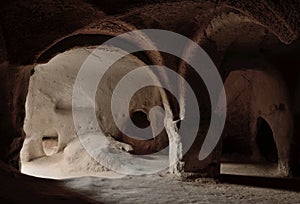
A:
[21, 155, 300, 203]
[59, 174, 300, 204]
[21, 152, 124, 179]
[221, 163, 279, 177]
[21, 152, 279, 179]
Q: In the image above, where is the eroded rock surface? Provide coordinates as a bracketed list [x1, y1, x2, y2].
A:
[21, 46, 167, 176]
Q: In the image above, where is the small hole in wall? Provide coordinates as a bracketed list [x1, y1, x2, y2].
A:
[130, 110, 150, 129]
[42, 136, 58, 156]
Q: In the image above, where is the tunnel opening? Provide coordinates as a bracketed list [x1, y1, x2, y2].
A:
[220, 70, 281, 177]
[256, 117, 278, 164]
[115, 96, 169, 155]
[131, 110, 150, 129]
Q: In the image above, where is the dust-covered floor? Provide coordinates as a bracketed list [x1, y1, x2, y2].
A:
[59, 174, 300, 204]
[21, 154, 298, 203]
[21, 153, 279, 179]
[20, 157, 300, 203]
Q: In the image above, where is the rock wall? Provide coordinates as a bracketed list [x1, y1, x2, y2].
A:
[223, 69, 293, 176]
[0, 2, 299, 202]
[21, 46, 166, 175]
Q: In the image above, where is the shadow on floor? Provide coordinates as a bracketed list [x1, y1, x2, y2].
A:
[219, 174, 300, 192]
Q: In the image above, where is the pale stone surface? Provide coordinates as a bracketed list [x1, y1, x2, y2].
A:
[21, 46, 166, 176]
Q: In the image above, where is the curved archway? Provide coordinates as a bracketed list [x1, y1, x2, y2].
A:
[41, 128, 59, 156]
[20, 44, 169, 178]
[256, 117, 278, 163]
[221, 68, 292, 177]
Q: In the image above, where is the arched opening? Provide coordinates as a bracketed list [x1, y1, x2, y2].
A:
[41, 131, 59, 156]
[131, 110, 150, 129]
[256, 117, 278, 163]
[220, 69, 282, 177]
[20, 45, 168, 179]
[1, 0, 300, 203]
